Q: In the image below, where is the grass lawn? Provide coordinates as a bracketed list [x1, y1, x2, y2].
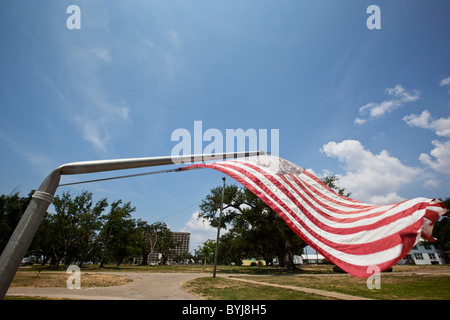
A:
[180, 264, 450, 300]
[180, 277, 334, 300]
[16, 263, 333, 274]
[232, 273, 450, 300]
[10, 264, 450, 300]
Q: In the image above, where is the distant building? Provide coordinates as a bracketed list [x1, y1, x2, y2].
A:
[300, 246, 325, 264]
[147, 252, 162, 265]
[132, 231, 190, 265]
[297, 244, 448, 266]
[271, 254, 320, 266]
[300, 253, 325, 264]
[398, 243, 447, 265]
[171, 232, 190, 256]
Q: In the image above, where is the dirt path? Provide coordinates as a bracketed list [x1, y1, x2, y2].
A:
[7, 272, 372, 300]
[6, 272, 209, 300]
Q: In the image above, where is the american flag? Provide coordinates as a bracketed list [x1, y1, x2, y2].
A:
[184, 155, 446, 278]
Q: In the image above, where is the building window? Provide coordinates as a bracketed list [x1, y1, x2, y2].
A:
[404, 254, 414, 264]
[428, 253, 436, 260]
[424, 245, 432, 250]
[414, 253, 424, 260]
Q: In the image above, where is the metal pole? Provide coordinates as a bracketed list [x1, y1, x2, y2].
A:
[0, 151, 264, 299]
[213, 177, 226, 278]
[58, 151, 262, 175]
[0, 169, 61, 299]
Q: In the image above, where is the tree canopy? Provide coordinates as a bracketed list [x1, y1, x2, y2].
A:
[198, 183, 306, 270]
[0, 190, 181, 268]
[1, 178, 449, 269]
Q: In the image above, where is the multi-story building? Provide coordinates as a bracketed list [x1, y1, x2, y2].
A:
[398, 243, 447, 265]
[171, 232, 190, 256]
[288, 243, 447, 267]
[132, 231, 190, 265]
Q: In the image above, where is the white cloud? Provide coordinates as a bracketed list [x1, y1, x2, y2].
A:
[181, 211, 218, 252]
[440, 76, 450, 93]
[167, 29, 182, 51]
[305, 168, 333, 180]
[404, 110, 450, 176]
[356, 85, 419, 124]
[70, 98, 131, 155]
[419, 140, 450, 175]
[53, 10, 133, 155]
[90, 47, 112, 63]
[353, 117, 366, 125]
[32, 62, 124, 155]
[403, 110, 450, 138]
[0, 131, 57, 175]
[368, 193, 406, 205]
[422, 173, 441, 189]
[321, 140, 421, 204]
[74, 118, 110, 154]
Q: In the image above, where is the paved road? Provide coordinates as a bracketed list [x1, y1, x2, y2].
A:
[6, 272, 209, 300]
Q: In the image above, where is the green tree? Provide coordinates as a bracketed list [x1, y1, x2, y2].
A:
[237, 188, 304, 269]
[154, 223, 179, 265]
[134, 219, 152, 265]
[134, 221, 177, 265]
[99, 200, 137, 267]
[50, 192, 83, 267]
[321, 175, 351, 197]
[0, 192, 32, 254]
[75, 193, 108, 267]
[48, 191, 108, 267]
[199, 184, 245, 227]
[194, 239, 216, 265]
[28, 214, 54, 265]
[432, 197, 450, 252]
[199, 184, 306, 270]
[216, 231, 246, 265]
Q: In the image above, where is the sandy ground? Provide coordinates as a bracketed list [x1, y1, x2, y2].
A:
[6, 272, 209, 300]
[10, 269, 448, 300]
[6, 272, 374, 300]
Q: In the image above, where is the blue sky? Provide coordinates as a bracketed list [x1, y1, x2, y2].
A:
[1, 1, 450, 251]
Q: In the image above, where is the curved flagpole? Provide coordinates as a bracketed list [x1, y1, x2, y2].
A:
[0, 151, 264, 299]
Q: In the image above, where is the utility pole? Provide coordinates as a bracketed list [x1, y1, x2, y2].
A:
[213, 177, 226, 278]
[99, 221, 114, 269]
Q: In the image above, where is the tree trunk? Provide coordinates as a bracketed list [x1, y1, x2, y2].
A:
[140, 249, 149, 266]
[281, 239, 297, 271]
